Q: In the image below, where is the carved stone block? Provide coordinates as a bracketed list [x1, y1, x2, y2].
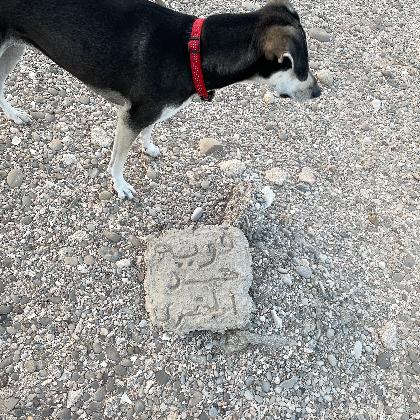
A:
[144, 226, 254, 334]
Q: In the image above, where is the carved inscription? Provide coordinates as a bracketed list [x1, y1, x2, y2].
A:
[144, 226, 254, 334]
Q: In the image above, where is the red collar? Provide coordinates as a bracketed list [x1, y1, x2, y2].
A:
[188, 18, 214, 101]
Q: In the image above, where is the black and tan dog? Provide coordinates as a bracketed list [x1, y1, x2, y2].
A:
[0, 0, 320, 198]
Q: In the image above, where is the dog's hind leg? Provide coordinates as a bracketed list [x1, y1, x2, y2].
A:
[0, 43, 31, 124]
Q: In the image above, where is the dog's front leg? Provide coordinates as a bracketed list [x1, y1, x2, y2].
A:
[108, 108, 141, 199]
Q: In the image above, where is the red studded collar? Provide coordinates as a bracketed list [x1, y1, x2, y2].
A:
[188, 18, 214, 101]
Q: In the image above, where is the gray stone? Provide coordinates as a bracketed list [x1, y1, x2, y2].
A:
[327, 354, 337, 366]
[279, 376, 298, 390]
[218, 159, 246, 177]
[0, 305, 12, 315]
[104, 230, 122, 243]
[24, 359, 37, 373]
[144, 226, 254, 334]
[265, 167, 287, 186]
[261, 381, 271, 393]
[155, 370, 171, 385]
[376, 352, 392, 369]
[6, 168, 24, 188]
[244, 390, 254, 401]
[57, 408, 71, 420]
[317, 69, 334, 86]
[0, 397, 19, 413]
[296, 266, 313, 279]
[404, 254, 415, 268]
[298, 167, 316, 185]
[99, 246, 121, 262]
[353, 341, 363, 359]
[191, 207, 204, 222]
[99, 191, 113, 201]
[94, 387, 106, 402]
[281, 273, 293, 286]
[308, 28, 331, 42]
[106, 346, 120, 362]
[199, 137, 223, 156]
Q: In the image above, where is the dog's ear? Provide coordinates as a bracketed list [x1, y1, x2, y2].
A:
[262, 26, 309, 80]
[268, 0, 297, 14]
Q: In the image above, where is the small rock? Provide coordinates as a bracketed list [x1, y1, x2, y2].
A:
[0, 305, 12, 315]
[0, 397, 19, 413]
[263, 91, 275, 105]
[61, 153, 77, 166]
[219, 159, 246, 177]
[379, 321, 398, 350]
[199, 137, 223, 156]
[49, 139, 63, 151]
[24, 360, 37, 373]
[403, 254, 416, 268]
[327, 354, 337, 366]
[242, 1, 257, 11]
[317, 69, 334, 86]
[279, 376, 298, 389]
[146, 168, 159, 180]
[99, 191, 113, 201]
[298, 167, 316, 185]
[98, 246, 121, 262]
[91, 127, 113, 148]
[57, 408, 71, 420]
[106, 346, 121, 362]
[209, 406, 219, 418]
[353, 341, 363, 359]
[281, 273, 293, 286]
[261, 185, 275, 208]
[64, 256, 78, 267]
[261, 381, 271, 393]
[265, 167, 287, 186]
[116, 258, 131, 269]
[84, 255, 95, 265]
[308, 27, 331, 42]
[191, 207, 204, 222]
[201, 180, 211, 190]
[80, 96, 91, 105]
[11, 136, 21, 146]
[371, 99, 382, 111]
[271, 309, 283, 329]
[326, 328, 335, 339]
[376, 352, 391, 369]
[155, 370, 171, 385]
[104, 230, 122, 243]
[7, 168, 24, 188]
[244, 390, 254, 401]
[296, 266, 313, 279]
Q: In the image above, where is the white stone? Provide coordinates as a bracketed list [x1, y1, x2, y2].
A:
[298, 167, 316, 185]
[265, 167, 287, 186]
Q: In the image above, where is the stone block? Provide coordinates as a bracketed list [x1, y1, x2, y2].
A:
[144, 226, 254, 334]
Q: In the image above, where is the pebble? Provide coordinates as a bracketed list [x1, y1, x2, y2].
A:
[209, 406, 219, 418]
[281, 273, 293, 286]
[146, 168, 159, 180]
[271, 309, 283, 329]
[296, 266, 313, 279]
[261, 381, 271, 393]
[201, 180, 211, 189]
[244, 390, 254, 401]
[91, 127, 112, 148]
[11, 136, 21, 146]
[49, 139, 63, 151]
[379, 321, 398, 350]
[64, 256, 78, 267]
[0, 305, 12, 315]
[94, 388, 106, 403]
[308, 27, 331, 42]
[84, 255, 95, 265]
[279, 376, 298, 389]
[24, 360, 37, 373]
[403, 254, 415, 268]
[104, 230, 122, 243]
[106, 347, 120, 362]
[7, 168, 24, 188]
[263, 91, 275, 105]
[191, 207, 204, 222]
[80, 96, 90, 105]
[371, 99, 382, 111]
[327, 354, 337, 366]
[376, 352, 391, 369]
[99, 191, 113, 201]
[326, 328, 335, 339]
[1, 397, 19, 413]
[265, 167, 287, 186]
[261, 185, 275, 208]
[98, 246, 121, 262]
[353, 341, 363, 359]
[298, 167, 316, 185]
[317, 69, 334, 86]
[218, 159, 246, 176]
[116, 259, 131, 269]
[155, 370, 171, 385]
[199, 137, 223, 156]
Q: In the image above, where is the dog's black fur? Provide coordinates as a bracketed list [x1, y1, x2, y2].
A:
[0, 0, 311, 130]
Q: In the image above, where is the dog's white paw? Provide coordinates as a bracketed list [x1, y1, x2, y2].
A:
[113, 177, 136, 199]
[6, 107, 31, 125]
[144, 144, 160, 158]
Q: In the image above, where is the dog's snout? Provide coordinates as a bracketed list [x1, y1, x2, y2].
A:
[311, 84, 321, 99]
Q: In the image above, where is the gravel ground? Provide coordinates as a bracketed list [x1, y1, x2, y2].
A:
[1, 0, 419, 419]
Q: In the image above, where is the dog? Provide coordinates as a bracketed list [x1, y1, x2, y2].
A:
[0, 0, 320, 199]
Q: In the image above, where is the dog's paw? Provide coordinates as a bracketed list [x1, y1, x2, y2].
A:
[144, 144, 160, 158]
[6, 107, 31, 125]
[113, 177, 136, 199]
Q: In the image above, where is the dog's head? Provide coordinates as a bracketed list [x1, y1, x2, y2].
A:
[255, 0, 320, 100]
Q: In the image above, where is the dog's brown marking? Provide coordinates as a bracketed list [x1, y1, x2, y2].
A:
[262, 26, 292, 61]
